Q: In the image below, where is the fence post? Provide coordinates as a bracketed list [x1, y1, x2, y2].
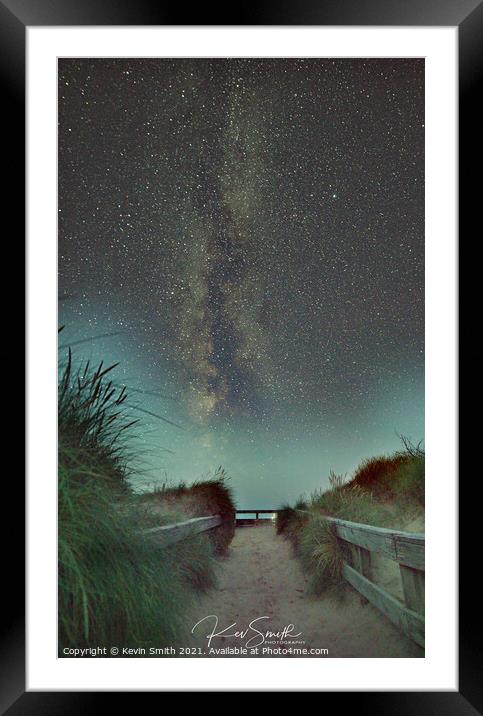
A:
[399, 565, 425, 614]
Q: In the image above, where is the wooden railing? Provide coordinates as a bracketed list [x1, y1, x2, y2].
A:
[143, 509, 424, 648]
[297, 511, 425, 648]
[144, 509, 274, 545]
[236, 509, 279, 521]
[144, 514, 225, 547]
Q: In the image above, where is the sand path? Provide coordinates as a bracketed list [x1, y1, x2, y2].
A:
[188, 523, 423, 658]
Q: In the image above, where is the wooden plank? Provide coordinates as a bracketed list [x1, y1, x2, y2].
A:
[400, 565, 425, 615]
[296, 510, 424, 569]
[144, 515, 224, 547]
[342, 563, 425, 648]
[350, 544, 373, 580]
[326, 516, 424, 570]
[236, 510, 280, 514]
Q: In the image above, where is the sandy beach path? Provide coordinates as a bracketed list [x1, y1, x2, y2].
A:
[187, 523, 423, 658]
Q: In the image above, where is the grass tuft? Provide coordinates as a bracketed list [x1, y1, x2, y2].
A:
[276, 440, 425, 595]
[58, 350, 135, 493]
[298, 517, 349, 595]
[275, 505, 296, 535]
[139, 468, 236, 555]
[58, 346, 231, 655]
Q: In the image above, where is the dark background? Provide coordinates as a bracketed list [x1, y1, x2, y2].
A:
[0, 0, 474, 709]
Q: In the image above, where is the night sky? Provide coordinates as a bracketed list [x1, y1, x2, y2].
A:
[58, 58, 424, 507]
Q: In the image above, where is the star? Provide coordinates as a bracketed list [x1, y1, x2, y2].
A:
[58, 57, 424, 503]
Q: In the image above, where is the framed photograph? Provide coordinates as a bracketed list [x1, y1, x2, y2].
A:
[5, 0, 471, 707]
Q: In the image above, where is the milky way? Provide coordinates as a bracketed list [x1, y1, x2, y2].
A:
[58, 58, 424, 505]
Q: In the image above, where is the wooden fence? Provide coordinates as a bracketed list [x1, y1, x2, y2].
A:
[298, 510, 425, 648]
[143, 509, 274, 545]
[236, 509, 279, 522]
[143, 510, 277, 544]
[143, 508, 425, 649]
[144, 514, 225, 547]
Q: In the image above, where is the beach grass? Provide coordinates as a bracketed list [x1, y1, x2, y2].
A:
[138, 469, 236, 555]
[276, 443, 424, 594]
[58, 347, 233, 655]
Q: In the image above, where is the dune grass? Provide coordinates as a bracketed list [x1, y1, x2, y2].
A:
[297, 517, 351, 595]
[58, 349, 135, 493]
[275, 505, 296, 535]
[58, 455, 216, 651]
[276, 443, 424, 595]
[139, 469, 236, 555]
[58, 347, 232, 655]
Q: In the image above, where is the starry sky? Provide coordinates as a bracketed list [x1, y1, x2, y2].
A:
[58, 58, 424, 507]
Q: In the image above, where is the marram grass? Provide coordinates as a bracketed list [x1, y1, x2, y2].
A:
[298, 517, 350, 595]
[140, 469, 236, 555]
[58, 348, 232, 655]
[276, 442, 424, 595]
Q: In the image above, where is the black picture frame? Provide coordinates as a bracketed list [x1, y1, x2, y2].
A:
[5, 0, 471, 710]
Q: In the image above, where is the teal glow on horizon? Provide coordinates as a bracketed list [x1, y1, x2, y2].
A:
[58, 318, 424, 509]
